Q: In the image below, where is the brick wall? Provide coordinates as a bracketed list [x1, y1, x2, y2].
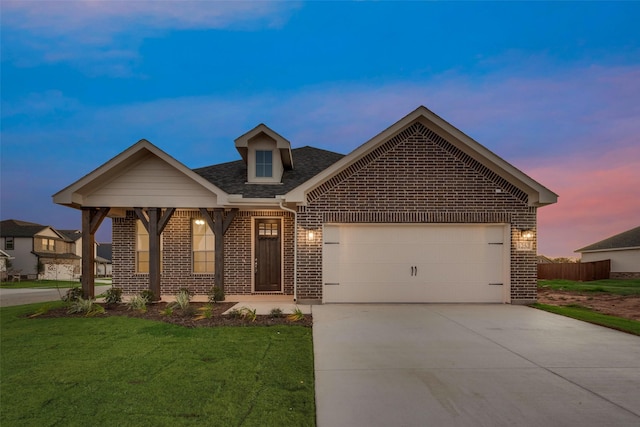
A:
[113, 210, 294, 296]
[297, 122, 538, 303]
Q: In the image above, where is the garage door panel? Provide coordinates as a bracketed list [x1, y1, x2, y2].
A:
[323, 224, 509, 303]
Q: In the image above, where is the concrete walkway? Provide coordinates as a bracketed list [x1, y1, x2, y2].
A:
[313, 304, 640, 427]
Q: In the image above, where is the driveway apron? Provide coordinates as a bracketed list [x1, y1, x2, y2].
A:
[313, 304, 640, 427]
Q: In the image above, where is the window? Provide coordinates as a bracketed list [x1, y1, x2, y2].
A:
[255, 150, 273, 178]
[5, 237, 14, 250]
[42, 238, 55, 252]
[192, 219, 215, 273]
[136, 220, 163, 273]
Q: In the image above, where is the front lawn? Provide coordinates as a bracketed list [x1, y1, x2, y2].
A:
[533, 303, 640, 336]
[0, 302, 316, 426]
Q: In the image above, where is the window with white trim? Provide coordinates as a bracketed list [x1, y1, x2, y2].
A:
[136, 220, 162, 273]
[192, 219, 215, 273]
[255, 150, 273, 178]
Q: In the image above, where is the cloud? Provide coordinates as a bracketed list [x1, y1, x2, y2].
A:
[1, 1, 301, 75]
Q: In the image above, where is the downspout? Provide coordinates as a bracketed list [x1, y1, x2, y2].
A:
[278, 197, 298, 302]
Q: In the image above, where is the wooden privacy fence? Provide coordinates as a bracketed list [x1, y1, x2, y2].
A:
[538, 259, 610, 281]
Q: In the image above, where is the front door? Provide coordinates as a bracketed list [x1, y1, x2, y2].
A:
[254, 218, 282, 292]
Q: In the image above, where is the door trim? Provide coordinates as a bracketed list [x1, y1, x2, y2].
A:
[251, 217, 284, 293]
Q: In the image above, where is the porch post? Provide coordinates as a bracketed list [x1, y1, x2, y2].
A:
[134, 207, 175, 301]
[81, 207, 109, 298]
[200, 208, 238, 292]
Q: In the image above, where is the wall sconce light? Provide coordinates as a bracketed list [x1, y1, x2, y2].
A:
[194, 219, 205, 225]
[520, 229, 534, 240]
[306, 230, 315, 242]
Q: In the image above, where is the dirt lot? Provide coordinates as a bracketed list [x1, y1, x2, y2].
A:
[537, 287, 640, 321]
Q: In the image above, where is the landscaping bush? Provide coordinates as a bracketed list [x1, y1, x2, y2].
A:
[208, 285, 225, 303]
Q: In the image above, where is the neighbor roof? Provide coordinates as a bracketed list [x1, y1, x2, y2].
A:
[576, 226, 640, 253]
[0, 219, 48, 237]
[193, 146, 344, 198]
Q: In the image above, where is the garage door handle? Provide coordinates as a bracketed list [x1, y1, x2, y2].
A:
[411, 266, 418, 276]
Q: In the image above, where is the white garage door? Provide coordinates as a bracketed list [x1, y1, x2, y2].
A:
[323, 224, 509, 303]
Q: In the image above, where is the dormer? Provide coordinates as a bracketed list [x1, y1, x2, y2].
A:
[234, 124, 294, 184]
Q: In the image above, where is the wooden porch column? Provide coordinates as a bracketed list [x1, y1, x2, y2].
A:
[81, 207, 110, 298]
[135, 207, 175, 301]
[200, 208, 238, 292]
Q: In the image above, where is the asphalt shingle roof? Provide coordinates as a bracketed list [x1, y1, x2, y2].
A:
[0, 219, 48, 237]
[193, 146, 344, 198]
[576, 226, 640, 252]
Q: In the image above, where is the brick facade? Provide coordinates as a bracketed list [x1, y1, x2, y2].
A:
[112, 121, 540, 304]
[113, 210, 294, 297]
[297, 122, 537, 303]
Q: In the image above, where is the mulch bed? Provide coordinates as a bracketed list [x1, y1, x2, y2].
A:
[32, 301, 313, 328]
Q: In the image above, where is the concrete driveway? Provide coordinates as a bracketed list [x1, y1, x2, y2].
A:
[313, 304, 640, 427]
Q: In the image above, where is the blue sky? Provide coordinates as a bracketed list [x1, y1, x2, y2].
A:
[1, 1, 639, 257]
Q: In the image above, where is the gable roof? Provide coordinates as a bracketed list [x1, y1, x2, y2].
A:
[97, 243, 112, 262]
[58, 229, 83, 242]
[1, 219, 49, 238]
[194, 146, 344, 199]
[53, 139, 229, 210]
[576, 226, 640, 253]
[234, 124, 294, 169]
[285, 106, 558, 207]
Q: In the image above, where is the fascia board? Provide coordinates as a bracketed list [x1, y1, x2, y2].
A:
[576, 246, 640, 254]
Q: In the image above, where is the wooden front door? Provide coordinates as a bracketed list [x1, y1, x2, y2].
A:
[254, 219, 282, 292]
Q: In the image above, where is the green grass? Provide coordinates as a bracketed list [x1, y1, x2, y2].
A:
[0, 302, 316, 426]
[538, 279, 640, 296]
[533, 303, 640, 336]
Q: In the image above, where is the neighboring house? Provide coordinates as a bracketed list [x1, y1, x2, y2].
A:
[0, 219, 81, 280]
[576, 226, 640, 279]
[53, 106, 557, 304]
[59, 229, 109, 277]
[96, 243, 113, 277]
[0, 249, 14, 281]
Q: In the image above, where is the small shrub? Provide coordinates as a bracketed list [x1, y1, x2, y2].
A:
[287, 307, 305, 322]
[104, 287, 123, 305]
[127, 295, 148, 312]
[227, 308, 242, 319]
[161, 306, 174, 317]
[29, 304, 52, 318]
[269, 307, 284, 318]
[171, 289, 192, 311]
[67, 297, 105, 317]
[140, 289, 155, 302]
[208, 286, 225, 303]
[194, 305, 214, 321]
[62, 287, 83, 302]
[239, 306, 257, 322]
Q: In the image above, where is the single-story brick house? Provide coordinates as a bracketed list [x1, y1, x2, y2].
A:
[576, 225, 640, 279]
[53, 106, 557, 304]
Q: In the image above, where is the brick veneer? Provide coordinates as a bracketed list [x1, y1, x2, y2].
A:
[113, 121, 539, 303]
[297, 122, 537, 303]
[113, 210, 294, 296]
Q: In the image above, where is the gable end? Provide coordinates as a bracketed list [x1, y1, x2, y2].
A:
[306, 122, 528, 205]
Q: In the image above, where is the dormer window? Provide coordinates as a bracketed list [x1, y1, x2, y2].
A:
[256, 150, 273, 178]
[235, 124, 294, 184]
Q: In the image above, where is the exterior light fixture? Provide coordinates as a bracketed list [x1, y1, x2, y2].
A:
[195, 219, 205, 225]
[520, 229, 534, 240]
[307, 230, 315, 242]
